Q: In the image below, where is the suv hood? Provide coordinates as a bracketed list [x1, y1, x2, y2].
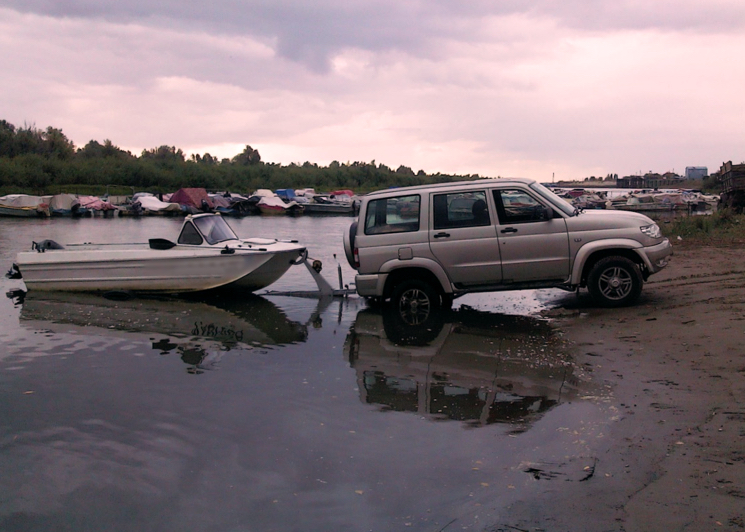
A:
[565, 209, 656, 231]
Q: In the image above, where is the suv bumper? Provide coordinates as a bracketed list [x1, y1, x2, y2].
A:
[644, 238, 673, 273]
[355, 273, 386, 297]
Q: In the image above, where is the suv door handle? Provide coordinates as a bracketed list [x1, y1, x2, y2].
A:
[500, 227, 518, 234]
[434, 232, 450, 238]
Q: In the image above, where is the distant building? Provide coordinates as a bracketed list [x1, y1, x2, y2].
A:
[616, 172, 684, 189]
[616, 175, 645, 189]
[685, 166, 708, 180]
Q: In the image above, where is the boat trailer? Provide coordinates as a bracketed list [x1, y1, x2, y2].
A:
[265, 251, 356, 299]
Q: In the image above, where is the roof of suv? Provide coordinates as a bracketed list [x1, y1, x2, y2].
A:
[364, 177, 538, 197]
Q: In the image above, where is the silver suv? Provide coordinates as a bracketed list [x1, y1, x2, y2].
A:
[343, 178, 672, 314]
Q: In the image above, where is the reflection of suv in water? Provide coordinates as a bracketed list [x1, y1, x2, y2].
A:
[344, 307, 581, 428]
[343, 178, 672, 314]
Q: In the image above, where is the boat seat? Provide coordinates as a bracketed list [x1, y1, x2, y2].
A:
[33, 240, 65, 251]
[149, 238, 176, 250]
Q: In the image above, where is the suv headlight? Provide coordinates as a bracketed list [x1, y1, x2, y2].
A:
[640, 224, 662, 239]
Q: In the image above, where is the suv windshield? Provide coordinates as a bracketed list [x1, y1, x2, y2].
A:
[193, 215, 238, 245]
[530, 182, 575, 216]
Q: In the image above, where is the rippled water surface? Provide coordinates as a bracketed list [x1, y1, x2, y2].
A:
[0, 215, 610, 531]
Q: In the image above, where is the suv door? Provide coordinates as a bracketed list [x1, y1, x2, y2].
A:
[428, 190, 502, 286]
[492, 188, 570, 283]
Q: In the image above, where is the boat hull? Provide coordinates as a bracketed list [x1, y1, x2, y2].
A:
[227, 248, 305, 291]
[302, 203, 355, 215]
[0, 205, 49, 217]
[257, 204, 303, 215]
[16, 243, 305, 294]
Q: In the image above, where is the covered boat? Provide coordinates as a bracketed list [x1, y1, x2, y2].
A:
[170, 187, 214, 213]
[78, 195, 118, 213]
[48, 193, 86, 217]
[303, 193, 359, 215]
[0, 194, 51, 217]
[131, 195, 183, 214]
[14, 213, 306, 294]
[257, 195, 304, 215]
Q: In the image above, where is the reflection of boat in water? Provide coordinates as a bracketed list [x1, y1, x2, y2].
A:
[14, 213, 306, 293]
[13, 291, 309, 373]
[345, 306, 581, 429]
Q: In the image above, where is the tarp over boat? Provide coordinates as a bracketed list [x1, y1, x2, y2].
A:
[0, 194, 52, 216]
[78, 196, 117, 211]
[170, 188, 213, 210]
[257, 196, 302, 214]
[0, 194, 51, 208]
[48, 194, 81, 215]
[209, 195, 232, 209]
[135, 196, 182, 212]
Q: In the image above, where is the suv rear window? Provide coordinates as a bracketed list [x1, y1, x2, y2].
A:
[433, 191, 490, 229]
[365, 194, 420, 234]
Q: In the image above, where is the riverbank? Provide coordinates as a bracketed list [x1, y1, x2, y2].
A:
[505, 243, 745, 531]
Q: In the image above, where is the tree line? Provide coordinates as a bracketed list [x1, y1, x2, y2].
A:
[0, 120, 480, 196]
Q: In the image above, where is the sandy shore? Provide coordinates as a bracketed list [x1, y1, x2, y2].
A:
[497, 243, 745, 531]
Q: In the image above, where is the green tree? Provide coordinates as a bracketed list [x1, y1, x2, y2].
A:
[232, 145, 261, 165]
[141, 145, 185, 162]
[0, 120, 17, 157]
[42, 127, 75, 159]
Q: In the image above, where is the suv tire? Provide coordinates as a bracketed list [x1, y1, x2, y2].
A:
[390, 279, 438, 325]
[343, 222, 358, 269]
[587, 256, 643, 307]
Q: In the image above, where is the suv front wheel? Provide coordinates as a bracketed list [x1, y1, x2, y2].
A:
[587, 256, 643, 307]
[390, 279, 438, 325]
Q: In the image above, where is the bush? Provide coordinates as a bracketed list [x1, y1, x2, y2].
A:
[662, 209, 745, 244]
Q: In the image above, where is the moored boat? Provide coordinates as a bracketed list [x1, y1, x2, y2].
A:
[302, 192, 359, 215]
[0, 194, 51, 217]
[257, 195, 304, 215]
[13, 213, 306, 294]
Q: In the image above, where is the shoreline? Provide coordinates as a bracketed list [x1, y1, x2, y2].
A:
[499, 243, 745, 531]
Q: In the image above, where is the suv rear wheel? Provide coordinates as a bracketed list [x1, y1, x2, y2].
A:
[587, 256, 643, 307]
[391, 279, 438, 325]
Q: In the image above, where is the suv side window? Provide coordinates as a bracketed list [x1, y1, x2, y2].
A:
[493, 189, 549, 224]
[364, 194, 420, 235]
[433, 191, 490, 229]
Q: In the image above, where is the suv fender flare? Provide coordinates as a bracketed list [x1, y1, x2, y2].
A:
[571, 238, 651, 284]
[378, 258, 453, 295]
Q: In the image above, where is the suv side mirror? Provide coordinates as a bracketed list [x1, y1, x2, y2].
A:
[534, 205, 553, 221]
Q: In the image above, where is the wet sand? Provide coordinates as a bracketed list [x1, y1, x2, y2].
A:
[499, 244, 745, 531]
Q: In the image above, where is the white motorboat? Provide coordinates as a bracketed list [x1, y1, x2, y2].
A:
[13, 213, 306, 293]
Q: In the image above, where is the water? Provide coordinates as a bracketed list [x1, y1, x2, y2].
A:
[0, 215, 611, 532]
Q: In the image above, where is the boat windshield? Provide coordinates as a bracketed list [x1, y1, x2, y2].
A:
[194, 215, 238, 245]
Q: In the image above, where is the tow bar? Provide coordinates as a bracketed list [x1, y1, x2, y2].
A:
[282, 251, 355, 298]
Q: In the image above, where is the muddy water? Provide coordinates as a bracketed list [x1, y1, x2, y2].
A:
[0, 215, 610, 531]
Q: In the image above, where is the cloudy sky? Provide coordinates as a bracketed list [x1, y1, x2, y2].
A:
[2, 1, 744, 180]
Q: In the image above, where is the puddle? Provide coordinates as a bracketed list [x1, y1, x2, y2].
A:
[0, 287, 613, 531]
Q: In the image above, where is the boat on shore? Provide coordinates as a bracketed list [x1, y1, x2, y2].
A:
[13, 213, 306, 294]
